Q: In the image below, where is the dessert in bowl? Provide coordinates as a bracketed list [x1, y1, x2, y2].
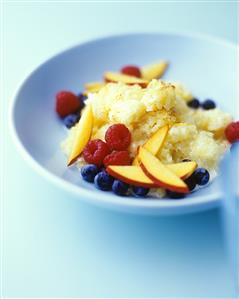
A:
[58, 61, 237, 199]
[11, 33, 238, 214]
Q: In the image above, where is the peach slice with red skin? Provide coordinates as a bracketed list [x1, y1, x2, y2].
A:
[84, 82, 105, 95]
[141, 61, 168, 80]
[144, 125, 169, 155]
[104, 72, 148, 88]
[167, 161, 197, 180]
[138, 147, 189, 193]
[106, 166, 157, 188]
[132, 157, 140, 166]
[107, 162, 197, 188]
[132, 125, 169, 165]
[67, 105, 93, 166]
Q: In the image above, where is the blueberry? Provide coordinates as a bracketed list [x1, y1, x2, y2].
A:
[99, 167, 106, 173]
[132, 186, 149, 197]
[193, 168, 210, 186]
[94, 171, 114, 191]
[166, 190, 186, 199]
[78, 93, 88, 102]
[184, 175, 196, 191]
[63, 114, 79, 129]
[78, 93, 88, 108]
[187, 98, 200, 109]
[81, 164, 99, 183]
[112, 180, 129, 196]
[201, 99, 216, 110]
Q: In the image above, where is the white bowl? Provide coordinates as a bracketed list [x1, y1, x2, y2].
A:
[10, 33, 238, 215]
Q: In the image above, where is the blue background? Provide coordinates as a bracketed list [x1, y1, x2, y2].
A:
[2, 1, 238, 297]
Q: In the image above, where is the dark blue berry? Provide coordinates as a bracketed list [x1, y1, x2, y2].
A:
[193, 168, 210, 185]
[132, 186, 149, 197]
[187, 98, 200, 109]
[201, 99, 216, 110]
[112, 180, 129, 196]
[184, 175, 196, 191]
[81, 164, 99, 183]
[166, 190, 186, 199]
[78, 93, 88, 102]
[63, 113, 80, 128]
[78, 93, 88, 108]
[75, 110, 82, 118]
[94, 171, 114, 191]
[182, 158, 191, 162]
[97, 167, 106, 174]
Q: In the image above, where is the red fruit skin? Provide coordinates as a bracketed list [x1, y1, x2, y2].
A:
[103, 151, 131, 167]
[225, 121, 239, 143]
[121, 65, 142, 78]
[83, 139, 110, 166]
[56, 91, 81, 118]
[105, 124, 131, 151]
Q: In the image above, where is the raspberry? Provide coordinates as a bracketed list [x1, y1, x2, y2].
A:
[83, 139, 110, 166]
[121, 65, 141, 78]
[105, 124, 131, 151]
[104, 151, 131, 167]
[225, 121, 239, 143]
[56, 91, 81, 118]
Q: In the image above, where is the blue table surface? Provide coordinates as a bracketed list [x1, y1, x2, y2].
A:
[2, 2, 238, 298]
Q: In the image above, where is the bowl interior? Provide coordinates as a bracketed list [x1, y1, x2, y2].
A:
[12, 33, 238, 214]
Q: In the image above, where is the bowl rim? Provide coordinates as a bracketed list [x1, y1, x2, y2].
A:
[9, 31, 237, 213]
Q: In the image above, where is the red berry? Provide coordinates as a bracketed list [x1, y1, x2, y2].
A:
[83, 139, 110, 166]
[225, 121, 239, 143]
[121, 65, 141, 78]
[56, 91, 81, 118]
[103, 151, 131, 167]
[105, 124, 131, 151]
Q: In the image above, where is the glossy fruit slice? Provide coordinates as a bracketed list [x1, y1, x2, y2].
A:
[141, 61, 168, 80]
[167, 161, 197, 179]
[138, 147, 189, 193]
[104, 72, 148, 87]
[68, 105, 93, 166]
[84, 82, 105, 94]
[132, 157, 139, 166]
[106, 165, 156, 188]
[132, 125, 169, 165]
[144, 125, 169, 155]
[131, 161, 197, 179]
[109, 161, 197, 188]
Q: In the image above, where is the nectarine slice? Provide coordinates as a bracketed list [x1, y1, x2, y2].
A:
[167, 161, 197, 179]
[104, 72, 148, 88]
[85, 82, 105, 94]
[138, 147, 189, 193]
[107, 166, 156, 188]
[132, 157, 139, 166]
[67, 105, 93, 166]
[132, 159, 197, 179]
[131, 125, 169, 165]
[144, 125, 169, 155]
[141, 61, 168, 81]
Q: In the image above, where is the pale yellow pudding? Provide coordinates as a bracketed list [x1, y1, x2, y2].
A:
[62, 80, 232, 197]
